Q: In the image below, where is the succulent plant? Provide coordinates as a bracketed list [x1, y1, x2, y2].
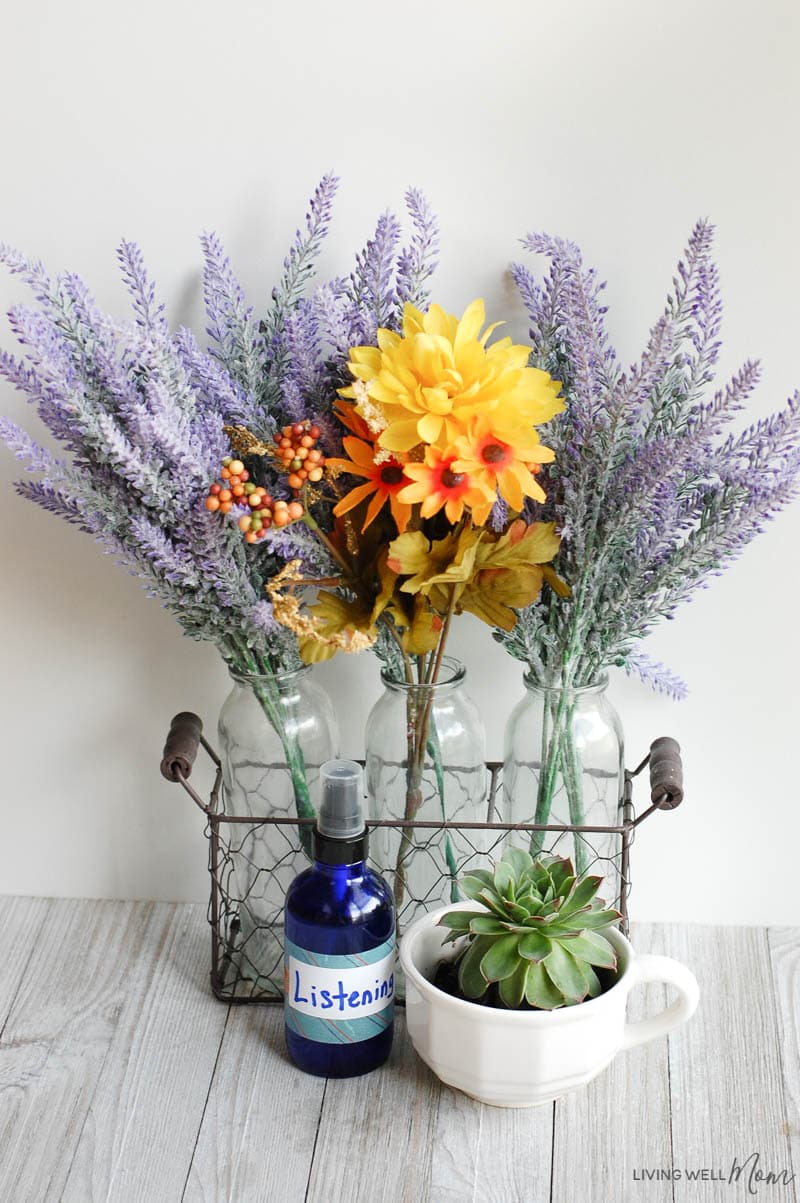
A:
[437, 847, 622, 1009]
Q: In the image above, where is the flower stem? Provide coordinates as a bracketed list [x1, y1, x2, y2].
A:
[393, 587, 457, 915]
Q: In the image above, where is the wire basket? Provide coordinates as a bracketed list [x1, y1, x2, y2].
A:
[160, 712, 684, 1004]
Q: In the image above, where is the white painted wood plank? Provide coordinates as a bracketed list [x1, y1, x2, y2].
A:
[429, 1082, 553, 1203]
[0, 899, 196, 1202]
[184, 1004, 325, 1203]
[0, 895, 49, 1029]
[666, 925, 796, 1202]
[306, 1012, 442, 1203]
[769, 927, 800, 1196]
[550, 922, 674, 1203]
[59, 903, 228, 1203]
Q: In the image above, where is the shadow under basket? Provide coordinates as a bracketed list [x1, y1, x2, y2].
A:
[160, 712, 684, 1005]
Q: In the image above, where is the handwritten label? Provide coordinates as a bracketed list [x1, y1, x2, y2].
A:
[285, 937, 395, 1044]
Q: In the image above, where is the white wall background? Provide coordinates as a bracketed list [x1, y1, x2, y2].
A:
[1, 0, 798, 925]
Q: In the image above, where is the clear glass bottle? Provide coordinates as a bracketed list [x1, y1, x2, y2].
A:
[365, 657, 487, 943]
[217, 666, 339, 993]
[503, 673, 624, 902]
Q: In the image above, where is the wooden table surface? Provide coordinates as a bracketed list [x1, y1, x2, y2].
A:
[0, 898, 797, 1202]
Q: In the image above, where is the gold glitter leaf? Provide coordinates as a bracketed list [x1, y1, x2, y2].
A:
[223, 424, 274, 458]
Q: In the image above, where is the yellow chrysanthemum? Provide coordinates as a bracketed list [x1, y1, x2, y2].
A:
[339, 299, 564, 454]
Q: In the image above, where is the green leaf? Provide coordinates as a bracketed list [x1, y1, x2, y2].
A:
[558, 931, 618, 969]
[502, 846, 533, 877]
[461, 870, 495, 901]
[517, 929, 551, 961]
[524, 961, 564, 1009]
[546, 858, 575, 893]
[469, 915, 508, 935]
[437, 911, 485, 932]
[457, 935, 495, 998]
[544, 942, 592, 1001]
[492, 861, 514, 898]
[498, 958, 529, 1008]
[479, 934, 521, 982]
[477, 888, 508, 917]
[584, 966, 602, 998]
[559, 875, 603, 917]
[575, 909, 620, 931]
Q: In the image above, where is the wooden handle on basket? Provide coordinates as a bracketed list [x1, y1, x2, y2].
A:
[160, 712, 204, 782]
[648, 736, 683, 809]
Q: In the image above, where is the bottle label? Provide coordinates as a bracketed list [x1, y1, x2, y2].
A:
[284, 936, 395, 1045]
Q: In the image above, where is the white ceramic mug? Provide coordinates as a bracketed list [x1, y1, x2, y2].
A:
[400, 902, 700, 1108]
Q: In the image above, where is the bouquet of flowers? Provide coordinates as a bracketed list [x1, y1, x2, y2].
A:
[265, 297, 567, 904]
[496, 220, 800, 856]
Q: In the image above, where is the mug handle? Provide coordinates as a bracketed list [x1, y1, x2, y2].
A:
[622, 953, 700, 1049]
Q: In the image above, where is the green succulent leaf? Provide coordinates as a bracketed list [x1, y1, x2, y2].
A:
[502, 846, 533, 877]
[469, 915, 508, 935]
[574, 908, 621, 931]
[544, 942, 592, 1001]
[437, 910, 486, 932]
[492, 861, 515, 899]
[524, 961, 564, 1009]
[584, 965, 603, 998]
[546, 857, 575, 889]
[558, 875, 603, 917]
[517, 929, 551, 961]
[498, 958, 529, 1008]
[479, 934, 521, 982]
[458, 935, 499, 998]
[476, 888, 508, 917]
[558, 930, 618, 969]
[461, 870, 495, 900]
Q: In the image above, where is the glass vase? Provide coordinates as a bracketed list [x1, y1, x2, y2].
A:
[217, 666, 339, 991]
[503, 673, 624, 901]
[365, 657, 487, 939]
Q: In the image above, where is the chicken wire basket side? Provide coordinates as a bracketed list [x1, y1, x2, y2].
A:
[160, 713, 684, 1005]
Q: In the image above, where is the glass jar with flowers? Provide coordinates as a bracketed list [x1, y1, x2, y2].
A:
[495, 220, 800, 888]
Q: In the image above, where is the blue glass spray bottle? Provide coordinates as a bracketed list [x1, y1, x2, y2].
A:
[284, 759, 395, 1077]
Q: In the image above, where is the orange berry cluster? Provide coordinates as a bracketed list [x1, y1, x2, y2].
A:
[205, 458, 304, 544]
[274, 421, 325, 492]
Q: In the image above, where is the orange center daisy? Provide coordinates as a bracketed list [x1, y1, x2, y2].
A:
[396, 448, 494, 525]
[479, 441, 513, 468]
[452, 418, 555, 515]
[327, 437, 413, 533]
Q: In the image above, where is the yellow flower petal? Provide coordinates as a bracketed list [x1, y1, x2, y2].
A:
[378, 417, 426, 452]
[454, 298, 486, 350]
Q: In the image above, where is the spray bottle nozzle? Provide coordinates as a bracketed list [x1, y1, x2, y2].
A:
[318, 759, 365, 842]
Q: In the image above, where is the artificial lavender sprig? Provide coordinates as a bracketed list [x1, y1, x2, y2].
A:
[497, 222, 800, 696]
[0, 243, 300, 671]
[1, 179, 441, 680]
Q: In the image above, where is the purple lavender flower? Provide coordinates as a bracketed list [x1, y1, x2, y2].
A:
[498, 221, 800, 696]
[0, 180, 442, 680]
